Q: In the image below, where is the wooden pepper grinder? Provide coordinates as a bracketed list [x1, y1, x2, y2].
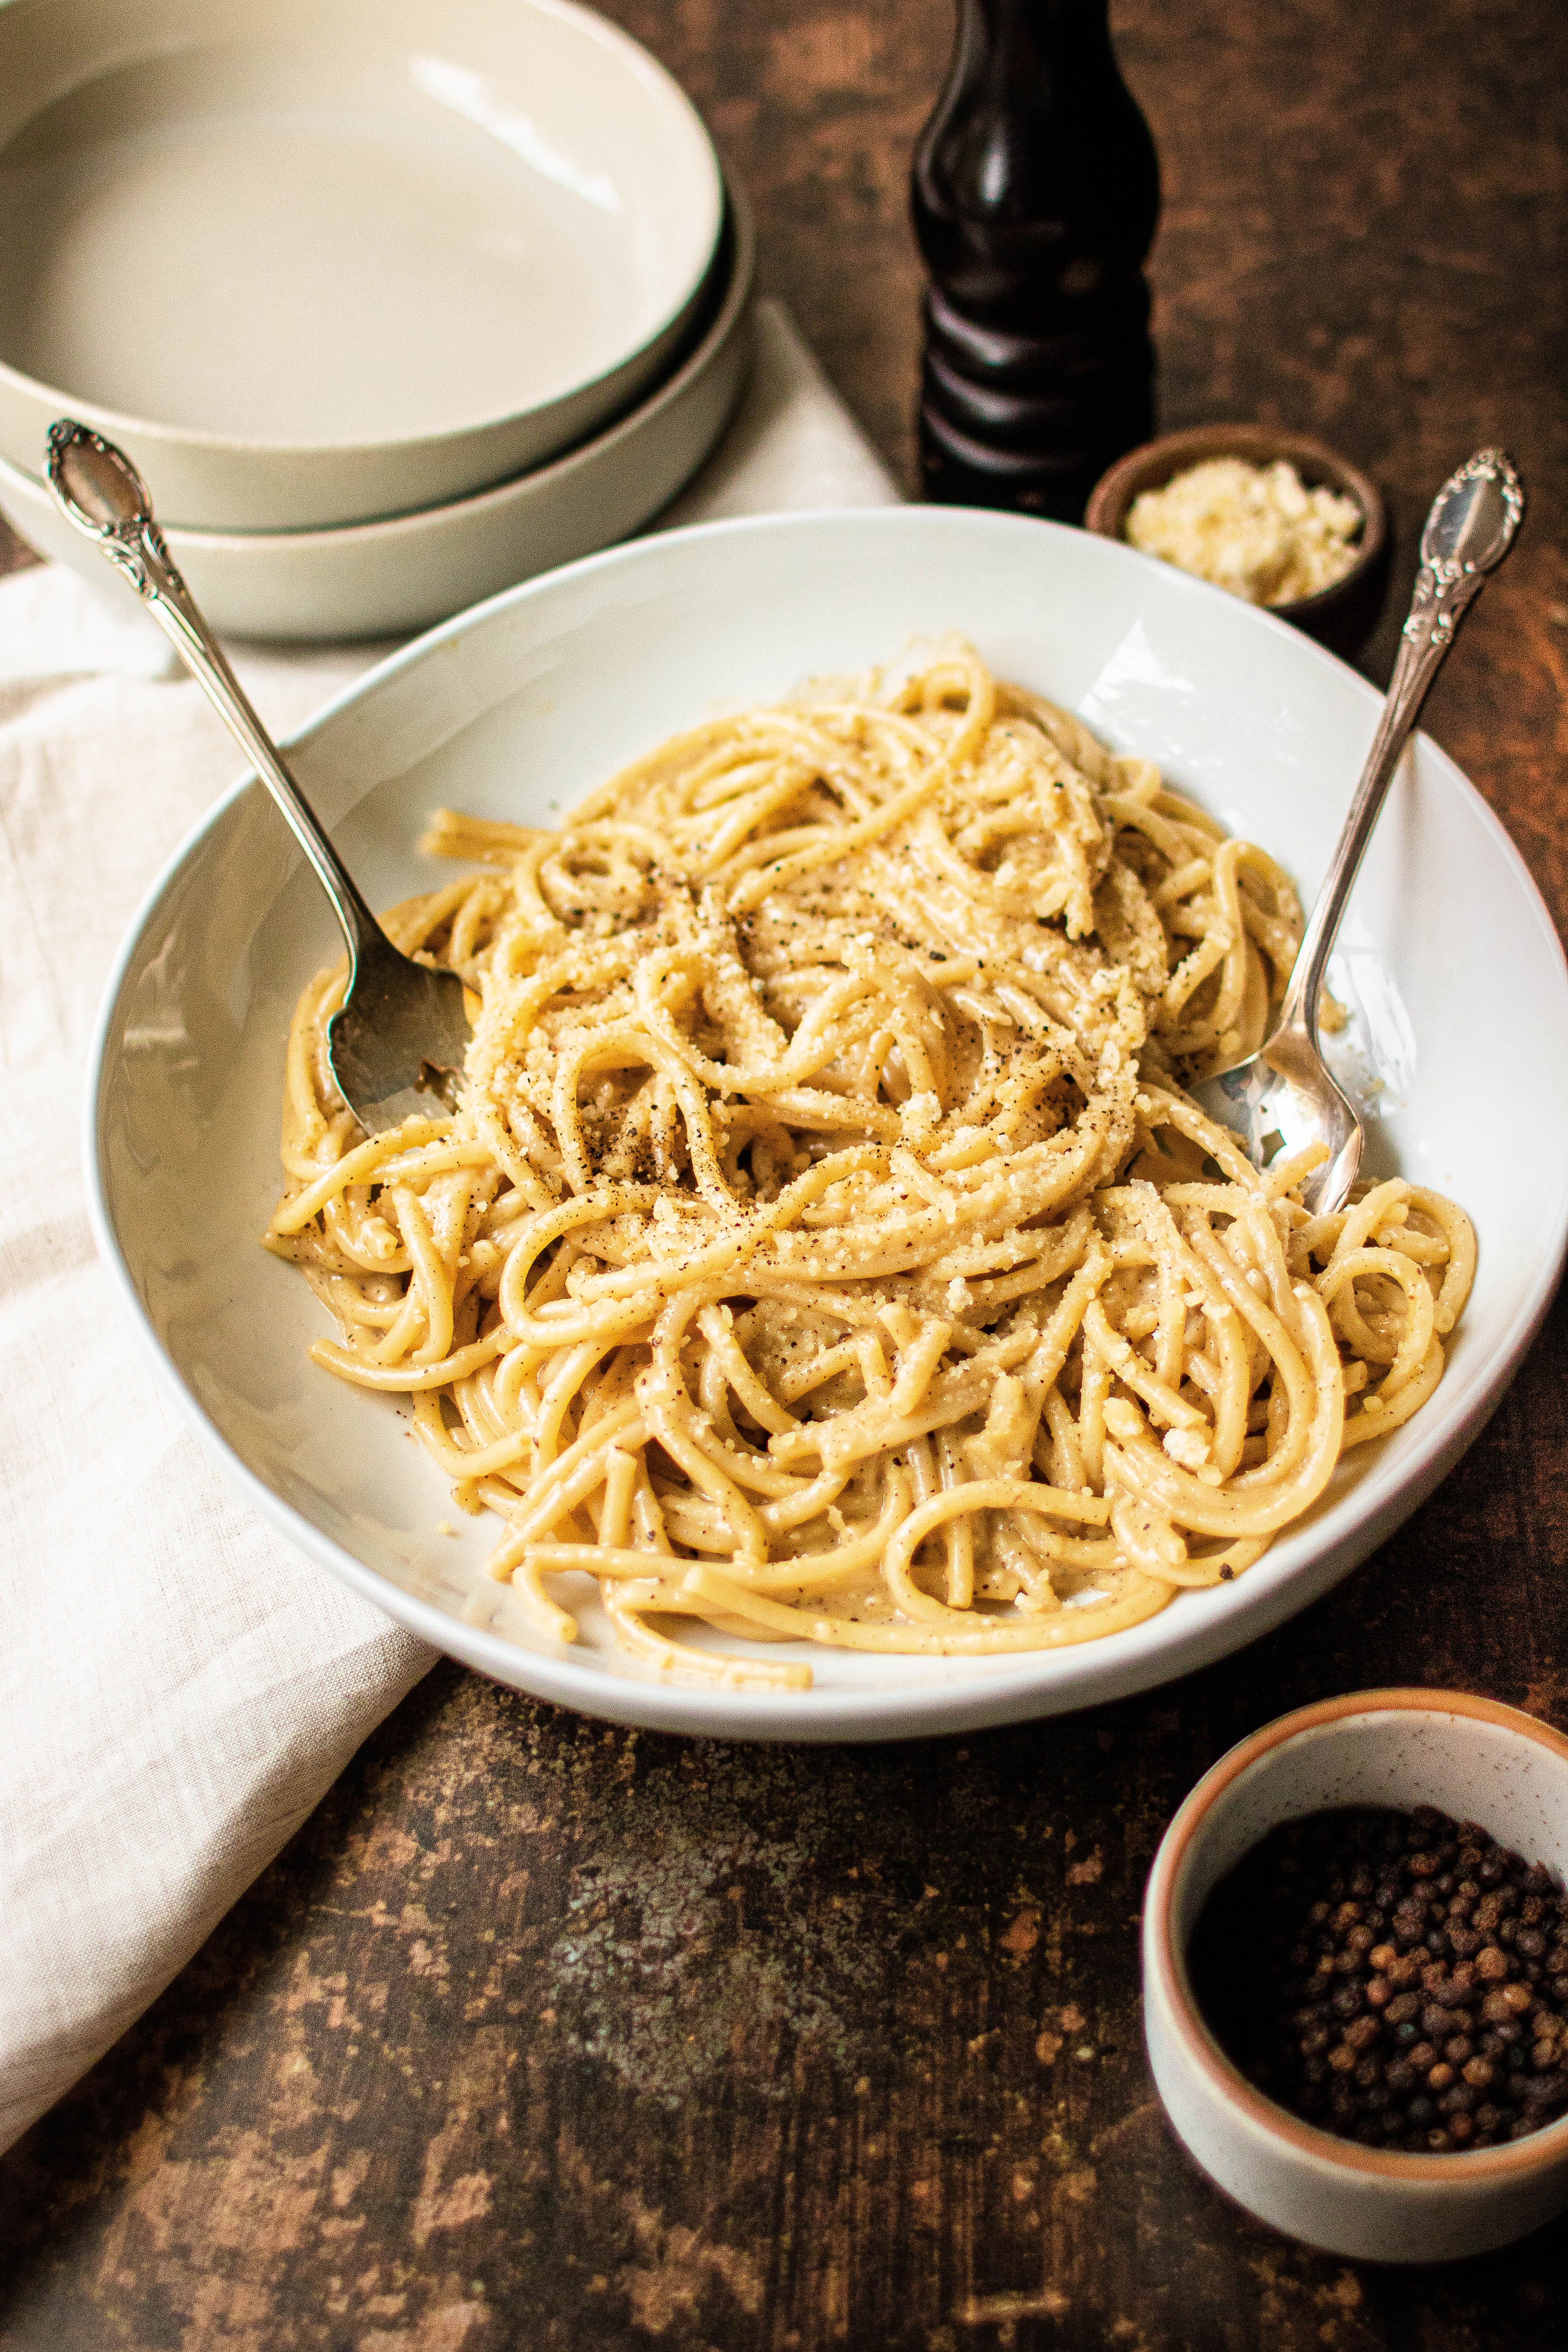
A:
[913, 0, 1160, 521]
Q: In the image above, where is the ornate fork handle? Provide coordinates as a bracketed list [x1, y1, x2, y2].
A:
[45, 417, 385, 969]
[1277, 446, 1523, 1044]
[1401, 449, 1524, 656]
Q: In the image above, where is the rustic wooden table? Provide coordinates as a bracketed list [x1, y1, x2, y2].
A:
[3, 2, 1565, 2345]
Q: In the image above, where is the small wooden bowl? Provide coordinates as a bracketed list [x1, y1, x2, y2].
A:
[1086, 423, 1390, 661]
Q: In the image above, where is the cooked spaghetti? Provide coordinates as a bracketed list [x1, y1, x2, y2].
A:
[267, 641, 1474, 1690]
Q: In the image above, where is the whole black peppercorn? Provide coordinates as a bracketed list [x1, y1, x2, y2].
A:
[1187, 1806, 1568, 2156]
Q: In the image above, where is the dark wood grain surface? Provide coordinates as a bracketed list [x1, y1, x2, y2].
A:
[4, 2, 1566, 2345]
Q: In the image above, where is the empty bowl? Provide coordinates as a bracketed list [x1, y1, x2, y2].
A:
[1143, 1690, 1568, 2261]
[0, 0, 724, 530]
[0, 187, 755, 640]
[1086, 423, 1391, 660]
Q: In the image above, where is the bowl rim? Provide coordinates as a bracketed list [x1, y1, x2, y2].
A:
[0, 0, 725, 465]
[1085, 423, 1388, 620]
[1145, 1688, 1568, 2183]
[80, 506, 1568, 1740]
[0, 185, 755, 552]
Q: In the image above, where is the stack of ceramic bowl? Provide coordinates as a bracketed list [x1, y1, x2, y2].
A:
[0, 0, 751, 640]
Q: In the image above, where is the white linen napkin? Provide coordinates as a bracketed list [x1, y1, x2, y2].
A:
[0, 300, 899, 2154]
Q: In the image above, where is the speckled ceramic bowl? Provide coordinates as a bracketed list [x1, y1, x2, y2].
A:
[1086, 423, 1390, 660]
[1143, 1690, 1568, 2261]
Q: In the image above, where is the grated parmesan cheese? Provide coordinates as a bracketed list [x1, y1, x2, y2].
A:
[1124, 456, 1363, 607]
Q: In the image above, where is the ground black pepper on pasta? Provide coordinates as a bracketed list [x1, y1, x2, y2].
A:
[267, 642, 1476, 1687]
[1187, 1806, 1568, 2152]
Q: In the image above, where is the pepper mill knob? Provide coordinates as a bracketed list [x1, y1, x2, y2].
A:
[913, 0, 1160, 521]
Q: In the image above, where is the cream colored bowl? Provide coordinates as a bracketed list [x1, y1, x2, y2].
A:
[86, 508, 1568, 1739]
[0, 0, 724, 529]
[1144, 1692, 1568, 2261]
[0, 196, 753, 640]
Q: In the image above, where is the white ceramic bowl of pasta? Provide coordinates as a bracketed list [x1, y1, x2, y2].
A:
[87, 506, 1568, 1739]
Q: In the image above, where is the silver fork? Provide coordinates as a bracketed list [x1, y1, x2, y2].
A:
[47, 419, 470, 1134]
[1191, 447, 1524, 1214]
